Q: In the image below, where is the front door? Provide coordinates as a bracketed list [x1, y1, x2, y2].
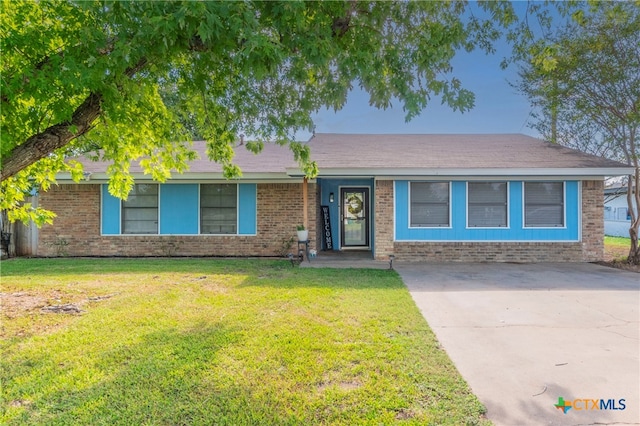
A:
[340, 188, 369, 248]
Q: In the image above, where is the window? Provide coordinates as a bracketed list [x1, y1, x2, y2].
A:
[468, 182, 508, 227]
[122, 184, 158, 234]
[201, 184, 237, 234]
[524, 182, 564, 227]
[410, 182, 450, 227]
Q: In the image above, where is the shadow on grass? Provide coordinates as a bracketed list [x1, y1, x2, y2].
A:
[3, 322, 278, 425]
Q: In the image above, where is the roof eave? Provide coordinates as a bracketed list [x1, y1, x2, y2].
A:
[286, 167, 635, 177]
[55, 166, 634, 183]
[55, 172, 303, 183]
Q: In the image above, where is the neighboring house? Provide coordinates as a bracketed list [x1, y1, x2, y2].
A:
[33, 134, 632, 262]
[604, 186, 636, 237]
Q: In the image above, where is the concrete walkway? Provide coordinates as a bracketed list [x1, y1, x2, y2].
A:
[300, 251, 390, 269]
[396, 262, 639, 426]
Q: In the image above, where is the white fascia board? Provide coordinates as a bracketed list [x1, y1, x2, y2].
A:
[292, 167, 635, 178]
[56, 172, 307, 184]
[376, 175, 608, 181]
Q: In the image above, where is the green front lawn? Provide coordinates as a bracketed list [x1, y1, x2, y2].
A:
[1, 259, 488, 425]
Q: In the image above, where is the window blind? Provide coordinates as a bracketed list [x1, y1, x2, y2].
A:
[201, 184, 237, 234]
[122, 184, 158, 234]
[524, 182, 564, 227]
[410, 182, 450, 227]
[468, 182, 507, 227]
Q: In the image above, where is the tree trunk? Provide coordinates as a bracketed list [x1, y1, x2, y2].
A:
[0, 92, 102, 182]
[627, 170, 640, 265]
[628, 231, 640, 264]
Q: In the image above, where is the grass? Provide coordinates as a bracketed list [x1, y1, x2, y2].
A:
[0, 259, 489, 425]
[604, 235, 631, 249]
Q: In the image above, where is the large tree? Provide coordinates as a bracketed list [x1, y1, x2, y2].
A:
[515, 2, 640, 263]
[1, 0, 519, 224]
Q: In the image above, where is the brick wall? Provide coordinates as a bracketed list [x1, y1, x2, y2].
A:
[37, 183, 317, 257]
[392, 242, 583, 262]
[374, 179, 605, 263]
[38, 185, 101, 256]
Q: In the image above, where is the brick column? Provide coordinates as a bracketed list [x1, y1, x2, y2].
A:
[374, 180, 394, 260]
[581, 180, 604, 261]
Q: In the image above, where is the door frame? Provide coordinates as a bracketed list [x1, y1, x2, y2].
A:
[339, 186, 371, 249]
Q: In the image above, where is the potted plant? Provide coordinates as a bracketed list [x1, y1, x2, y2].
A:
[296, 224, 308, 242]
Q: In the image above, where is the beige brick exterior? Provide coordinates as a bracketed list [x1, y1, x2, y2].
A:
[37, 183, 317, 257]
[37, 179, 604, 262]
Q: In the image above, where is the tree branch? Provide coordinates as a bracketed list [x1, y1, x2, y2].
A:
[0, 92, 102, 182]
[1, 56, 149, 182]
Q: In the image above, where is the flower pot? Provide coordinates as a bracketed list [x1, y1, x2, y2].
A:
[297, 230, 309, 241]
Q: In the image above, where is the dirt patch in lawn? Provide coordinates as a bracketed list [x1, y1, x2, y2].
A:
[0, 290, 73, 318]
[600, 244, 640, 273]
[1, 291, 117, 316]
[0, 291, 117, 338]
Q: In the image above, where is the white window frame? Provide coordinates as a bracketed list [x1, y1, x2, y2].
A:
[523, 181, 566, 228]
[199, 183, 238, 235]
[121, 184, 159, 235]
[408, 181, 452, 228]
[466, 181, 510, 228]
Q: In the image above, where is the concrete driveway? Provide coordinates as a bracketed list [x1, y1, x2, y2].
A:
[397, 262, 639, 426]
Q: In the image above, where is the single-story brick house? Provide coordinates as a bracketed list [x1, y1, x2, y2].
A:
[35, 133, 632, 262]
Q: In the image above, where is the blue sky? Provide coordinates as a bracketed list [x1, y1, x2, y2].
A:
[308, 50, 535, 137]
[301, 4, 540, 139]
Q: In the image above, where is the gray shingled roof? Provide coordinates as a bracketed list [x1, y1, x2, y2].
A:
[72, 134, 632, 180]
[79, 140, 297, 177]
[306, 133, 630, 171]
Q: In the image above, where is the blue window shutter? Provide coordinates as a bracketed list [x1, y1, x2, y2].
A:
[393, 181, 409, 239]
[238, 184, 257, 235]
[510, 181, 524, 229]
[565, 181, 579, 239]
[101, 185, 121, 235]
[159, 184, 199, 234]
[450, 181, 466, 237]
